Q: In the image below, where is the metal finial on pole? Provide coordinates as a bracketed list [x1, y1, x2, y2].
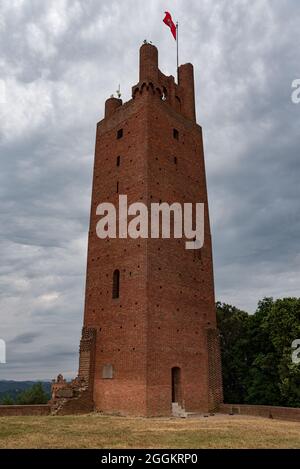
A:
[116, 84, 121, 99]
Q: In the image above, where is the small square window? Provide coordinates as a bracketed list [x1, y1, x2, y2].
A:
[117, 129, 123, 139]
[102, 364, 114, 379]
[173, 129, 179, 140]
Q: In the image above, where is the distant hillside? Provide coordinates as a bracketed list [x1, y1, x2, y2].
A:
[0, 381, 51, 403]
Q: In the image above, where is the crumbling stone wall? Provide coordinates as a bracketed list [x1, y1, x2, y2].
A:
[50, 327, 96, 415]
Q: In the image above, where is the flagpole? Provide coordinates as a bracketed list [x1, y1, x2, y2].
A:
[176, 21, 179, 84]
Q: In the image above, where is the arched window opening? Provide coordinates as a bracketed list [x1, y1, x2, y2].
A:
[162, 86, 168, 101]
[112, 269, 120, 299]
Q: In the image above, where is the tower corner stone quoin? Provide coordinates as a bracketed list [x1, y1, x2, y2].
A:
[51, 43, 223, 417]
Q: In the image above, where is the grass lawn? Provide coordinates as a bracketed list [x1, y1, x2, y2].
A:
[0, 413, 299, 449]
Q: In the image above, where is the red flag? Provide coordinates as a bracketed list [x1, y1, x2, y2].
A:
[163, 11, 177, 40]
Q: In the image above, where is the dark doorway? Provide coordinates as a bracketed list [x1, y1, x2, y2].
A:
[171, 367, 181, 403]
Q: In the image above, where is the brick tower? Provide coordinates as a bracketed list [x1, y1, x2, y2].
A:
[52, 43, 223, 416]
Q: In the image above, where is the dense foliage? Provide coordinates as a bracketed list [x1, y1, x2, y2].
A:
[217, 298, 300, 407]
[0, 382, 50, 405]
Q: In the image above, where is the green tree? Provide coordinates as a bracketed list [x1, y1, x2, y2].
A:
[216, 302, 249, 403]
[0, 394, 15, 405]
[244, 298, 282, 405]
[266, 298, 300, 407]
[217, 297, 300, 407]
[16, 382, 49, 405]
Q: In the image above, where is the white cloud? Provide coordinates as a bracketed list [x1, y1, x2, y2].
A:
[26, 23, 57, 59]
[0, 77, 54, 141]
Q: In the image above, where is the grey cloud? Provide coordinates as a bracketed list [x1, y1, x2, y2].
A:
[10, 332, 40, 345]
[0, 0, 299, 379]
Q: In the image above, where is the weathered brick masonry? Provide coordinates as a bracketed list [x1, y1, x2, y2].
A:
[51, 43, 223, 416]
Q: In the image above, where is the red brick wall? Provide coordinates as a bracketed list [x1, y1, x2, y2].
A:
[84, 95, 149, 416]
[220, 404, 300, 422]
[0, 405, 50, 417]
[145, 94, 220, 416]
[81, 43, 223, 416]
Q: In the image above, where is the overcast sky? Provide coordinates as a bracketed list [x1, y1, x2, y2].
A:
[0, 0, 299, 380]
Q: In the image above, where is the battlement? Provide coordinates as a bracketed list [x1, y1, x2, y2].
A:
[104, 42, 196, 122]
